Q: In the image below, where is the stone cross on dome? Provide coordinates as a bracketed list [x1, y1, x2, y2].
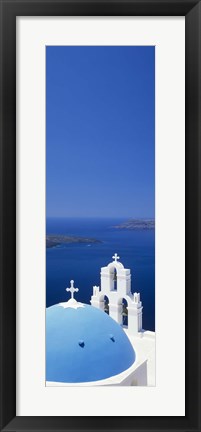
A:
[66, 280, 79, 300]
[112, 253, 120, 262]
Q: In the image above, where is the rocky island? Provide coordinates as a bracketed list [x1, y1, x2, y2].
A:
[113, 219, 155, 230]
[46, 234, 101, 248]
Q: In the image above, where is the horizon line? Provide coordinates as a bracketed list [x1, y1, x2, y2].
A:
[46, 216, 155, 219]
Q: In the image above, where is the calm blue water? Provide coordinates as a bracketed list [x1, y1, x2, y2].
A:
[46, 217, 155, 331]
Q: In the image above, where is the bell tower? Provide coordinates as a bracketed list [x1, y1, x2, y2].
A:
[90, 254, 143, 336]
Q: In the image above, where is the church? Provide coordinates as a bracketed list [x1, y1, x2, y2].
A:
[46, 254, 155, 386]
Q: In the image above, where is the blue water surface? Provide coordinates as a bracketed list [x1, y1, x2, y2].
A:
[46, 217, 155, 331]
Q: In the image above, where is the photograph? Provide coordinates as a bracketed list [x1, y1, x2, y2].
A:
[1, 0, 200, 428]
[46, 45, 155, 386]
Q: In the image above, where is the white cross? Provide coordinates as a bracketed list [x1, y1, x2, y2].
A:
[66, 280, 79, 299]
[112, 253, 120, 262]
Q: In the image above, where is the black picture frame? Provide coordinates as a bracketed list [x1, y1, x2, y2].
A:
[0, 1, 201, 431]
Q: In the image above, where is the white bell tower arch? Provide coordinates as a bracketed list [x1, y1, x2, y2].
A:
[90, 254, 143, 336]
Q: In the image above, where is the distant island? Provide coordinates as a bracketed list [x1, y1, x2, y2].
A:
[113, 219, 155, 230]
[46, 234, 101, 249]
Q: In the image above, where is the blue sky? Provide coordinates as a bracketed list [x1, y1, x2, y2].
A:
[46, 46, 155, 218]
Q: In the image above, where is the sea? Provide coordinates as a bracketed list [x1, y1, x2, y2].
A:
[46, 217, 155, 331]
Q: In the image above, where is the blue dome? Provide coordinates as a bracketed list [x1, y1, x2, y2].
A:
[46, 303, 135, 383]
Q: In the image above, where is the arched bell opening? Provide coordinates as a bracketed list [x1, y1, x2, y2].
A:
[120, 298, 128, 327]
[103, 295, 109, 314]
[113, 268, 117, 290]
[109, 266, 118, 291]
